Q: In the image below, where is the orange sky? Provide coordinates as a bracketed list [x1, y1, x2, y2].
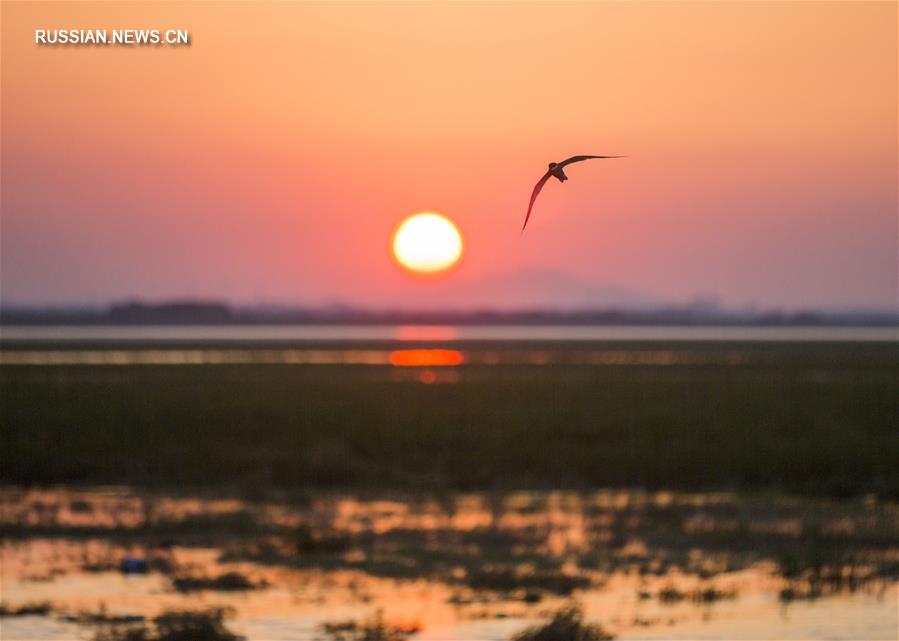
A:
[2, 1, 896, 308]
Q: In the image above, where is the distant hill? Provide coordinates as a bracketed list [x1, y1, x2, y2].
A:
[381, 270, 654, 310]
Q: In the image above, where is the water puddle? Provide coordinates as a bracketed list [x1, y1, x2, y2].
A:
[1, 489, 896, 640]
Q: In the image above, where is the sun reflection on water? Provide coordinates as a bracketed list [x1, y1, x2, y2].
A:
[388, 349, 463, 367]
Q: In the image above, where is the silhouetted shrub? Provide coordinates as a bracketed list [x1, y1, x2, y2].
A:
[511, 605, 614, 641]
[318, 610, 421, 641]
[171, 571, 260, 593]
[0, 601, 53, 617]
[92, 608, 243, 641]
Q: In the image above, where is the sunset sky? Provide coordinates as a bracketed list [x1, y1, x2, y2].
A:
[2, 1, 896, 309]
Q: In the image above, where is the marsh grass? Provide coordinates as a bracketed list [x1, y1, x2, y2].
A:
[91, 608, 243, 641]
[466, 568, 591, 595]
[0, 601, 53, 617]
[317, 610, 421, 641]
[62, 605, 145, 625]
[2, 342, 896, 497]
[777, 562, 881, 601]
[171, 571, 262, 593]
[511, 605, 614, 641]
[655, 585, 737, 604]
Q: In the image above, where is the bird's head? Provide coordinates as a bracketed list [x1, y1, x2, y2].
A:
[548, 162, 558, 169]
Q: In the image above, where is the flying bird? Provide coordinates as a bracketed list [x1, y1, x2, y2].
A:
[522, 155, 624, 231]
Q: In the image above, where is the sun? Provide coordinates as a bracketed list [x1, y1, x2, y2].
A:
[392, 212, 464, 275]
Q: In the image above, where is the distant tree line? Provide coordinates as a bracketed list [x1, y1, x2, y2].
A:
[1, 300, 896, 326]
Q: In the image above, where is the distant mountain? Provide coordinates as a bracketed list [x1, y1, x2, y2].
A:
[385, 270, 655, 310]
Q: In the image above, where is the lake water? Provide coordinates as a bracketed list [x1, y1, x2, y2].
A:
[1, 324, 896, 343]
[1, 489, 896, 641]
[3, 324, 894, 368]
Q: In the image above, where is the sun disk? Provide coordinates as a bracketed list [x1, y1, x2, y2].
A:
[391, 212, 463, 275]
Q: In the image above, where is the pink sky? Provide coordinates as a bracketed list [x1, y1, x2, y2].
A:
[2, 1, 896, 309]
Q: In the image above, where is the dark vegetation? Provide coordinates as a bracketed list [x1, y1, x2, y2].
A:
[171, 571, 263, 593]
[654, 585, 737, 604]
[0, 601, 53, 617]
[64, 607, 146, 625]
[91, 608, 243, 641]
[775, 558, 887, 602]
[2, 341, 896, 497]
[317, 610, 421, 641]
[511, 605, 614, 641]
[466, 568, 591, 595]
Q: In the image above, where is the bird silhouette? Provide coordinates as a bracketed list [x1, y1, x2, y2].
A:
[522, 155, 624, 231]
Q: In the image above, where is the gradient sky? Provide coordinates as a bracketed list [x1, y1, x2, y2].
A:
[2, 1, 896, 309]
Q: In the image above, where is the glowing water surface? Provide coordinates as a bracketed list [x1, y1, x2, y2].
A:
[1, 489, 895, 640]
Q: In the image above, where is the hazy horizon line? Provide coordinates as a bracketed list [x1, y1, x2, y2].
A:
[1, 298, 896, 319]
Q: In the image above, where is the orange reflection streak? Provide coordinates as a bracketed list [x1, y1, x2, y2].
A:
[393, 325, 459, 342]
[389, 349, 463, 367]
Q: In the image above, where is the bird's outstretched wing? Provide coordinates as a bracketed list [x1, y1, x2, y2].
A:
[558, 155, 625, 168]
[522, 170, 552, 231]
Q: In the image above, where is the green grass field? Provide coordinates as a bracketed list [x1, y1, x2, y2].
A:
[2, 341, 896, 497]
